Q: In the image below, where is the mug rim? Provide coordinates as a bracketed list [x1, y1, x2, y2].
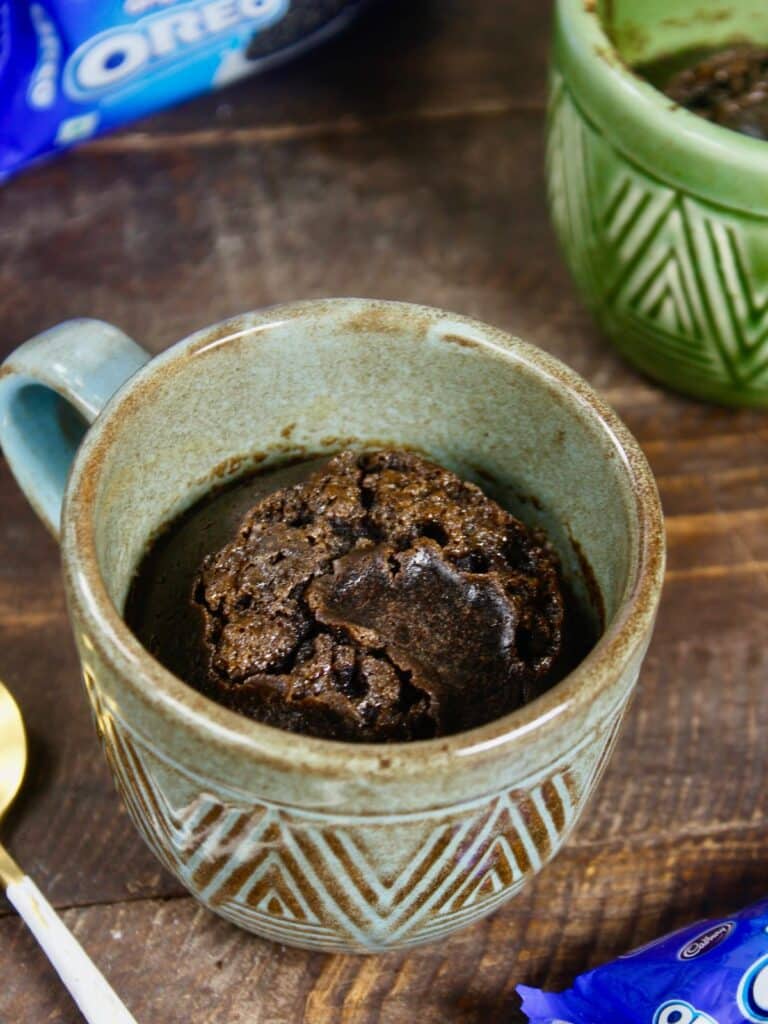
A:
[62, 298, 665, 780]
[554, 0, 767, 211]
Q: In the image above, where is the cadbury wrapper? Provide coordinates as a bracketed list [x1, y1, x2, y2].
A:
[518, 898, 768, 1024]
[0, 0, 364, 180]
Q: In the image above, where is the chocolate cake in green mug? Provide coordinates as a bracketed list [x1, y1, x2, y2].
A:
[548, 0, 768, 406]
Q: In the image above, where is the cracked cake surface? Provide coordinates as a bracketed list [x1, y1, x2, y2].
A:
[189, 449, 567, 742]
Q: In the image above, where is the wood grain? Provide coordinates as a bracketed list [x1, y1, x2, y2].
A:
[1, 831, 764, 1024]
[1, 108, 584, 356]
[1, 0, 767, 1019]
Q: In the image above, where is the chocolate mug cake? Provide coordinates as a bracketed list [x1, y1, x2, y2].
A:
[640, 44, 768, 140]
[0, 297, 665, 950]
[126, 450, 596, 743]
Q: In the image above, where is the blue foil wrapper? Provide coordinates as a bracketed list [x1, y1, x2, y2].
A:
[0, 0, 363, 180]
[518, 899, 768, 1024]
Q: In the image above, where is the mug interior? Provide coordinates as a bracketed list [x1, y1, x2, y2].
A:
[599, 0, 768, 66]
[80, 301, 642, 667]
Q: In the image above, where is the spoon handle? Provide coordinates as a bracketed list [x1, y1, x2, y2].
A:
[1, 846, 138, 1023]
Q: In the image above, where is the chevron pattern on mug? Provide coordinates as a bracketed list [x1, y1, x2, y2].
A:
[88, 682, 623, 952]
[547, 70, 768, 405]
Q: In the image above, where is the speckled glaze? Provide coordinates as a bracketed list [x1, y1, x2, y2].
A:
[549, 0, 768, 407]
[0, 300, 665, 952]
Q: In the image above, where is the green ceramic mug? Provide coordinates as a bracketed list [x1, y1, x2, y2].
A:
[549, 0, 768, 407]
[0, 300, 665, 952]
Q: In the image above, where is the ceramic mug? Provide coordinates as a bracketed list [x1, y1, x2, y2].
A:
[548, 0, 768, 407]
[0, 299, 665, 952]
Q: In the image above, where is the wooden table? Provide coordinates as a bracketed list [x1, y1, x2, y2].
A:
[1, 2, 766, 1020]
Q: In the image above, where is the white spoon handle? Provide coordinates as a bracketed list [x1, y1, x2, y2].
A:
[5, 870, 138, 1023]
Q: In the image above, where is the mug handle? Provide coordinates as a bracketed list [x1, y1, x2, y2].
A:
[0, 319, 150, 539]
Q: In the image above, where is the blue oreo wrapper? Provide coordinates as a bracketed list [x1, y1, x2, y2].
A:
[518, 898, 768, 1024]
[0, 0, 364, 180]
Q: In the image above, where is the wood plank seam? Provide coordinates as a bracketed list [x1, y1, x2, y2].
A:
[80, 100, 546, 153]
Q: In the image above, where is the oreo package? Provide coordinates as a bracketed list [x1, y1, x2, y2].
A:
[0, 0, 365, 180]
[518, 898, 768, 1023]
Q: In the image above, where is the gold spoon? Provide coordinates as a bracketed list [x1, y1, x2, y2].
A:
[0, 678, 138, 1022]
